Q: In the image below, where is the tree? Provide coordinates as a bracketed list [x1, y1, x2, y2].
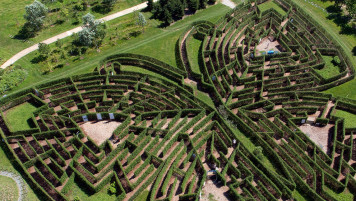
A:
[38, 43, 50, 57]
[345, 0, 356, 18]
[162, 6, 173, 25]
[24, 0, 48, 32]
[55, 39, 64, 49]
[78, 28, 95, 46]
[82, 13, 97, 28]
[199, 0, 207, 9]
[168, 0, 184, 20]
[77, 13, 106, 47]
[102, 0, 117, 10]
[147, 0, 154, 11]
[333, 56, 341, 65]
[188, 0, 199, 13]
[136, 12, 147, 32]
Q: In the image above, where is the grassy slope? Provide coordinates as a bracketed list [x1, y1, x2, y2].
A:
[66, 182, 115, 201]
[315, 55, 341, 79]
[0, 0, 143, 64]
[334, 110, 356, 128]
[187, 37, 202, 75]
[0, 175, 19, 201]
[4, 102, 38, 131]
[9, 4, 230, 96]
[258, 1, 286, 16]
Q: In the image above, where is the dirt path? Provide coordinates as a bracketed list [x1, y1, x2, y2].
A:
[1, 0, 158, 69]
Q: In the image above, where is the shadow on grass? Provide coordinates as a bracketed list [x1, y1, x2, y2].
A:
[352, 46, 356, 56]
[326, 5, 355, 36]
[91, 4, 111, 15]
[30, 55, 47, 64]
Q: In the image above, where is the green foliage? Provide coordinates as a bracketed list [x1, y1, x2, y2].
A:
[77, 13, 106, 47]
[38, 42, 50, 56]
[136, 12, 147, 32]
[333, 56, 341, 65]
[24, 0, 48, 32]
[108, 182, 117, 195]
[0, 66, 27, 95]
[102, 0, 118, 10]
[253, 146, 263, 160]
[188, 0, 199, 13]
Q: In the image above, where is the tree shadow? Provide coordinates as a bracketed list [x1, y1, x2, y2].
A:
[326, 5, 355, 36]
[14, 24, 36, 40]
[352, 46, 356, 56]
[91, 4, 111, 14]
[31, 55, 47, 64]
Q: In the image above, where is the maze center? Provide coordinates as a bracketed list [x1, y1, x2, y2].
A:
[80, 121, 122, 146]
[1, 0, 356, 201]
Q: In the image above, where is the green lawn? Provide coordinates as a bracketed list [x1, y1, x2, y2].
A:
[292, 189, 313, 201]
[323, 186, 354, 201]
[187, 36, 202, 75]
[66, 181, 115, 201]
[334, 110, 356, 128]
[315, 55, 341, 79]
[258, 1, 286, 16]
[0, 0, 143, 64]
[0, 175, 19, 201]
[135, 190, 149, 201]
[8, 4, 231, 96]
[4, 102, 38, 131]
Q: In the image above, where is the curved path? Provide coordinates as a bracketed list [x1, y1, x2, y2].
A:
[0, 171, 27, 201]
[221, 0, 236, 8]
[1, 1, 157, 69]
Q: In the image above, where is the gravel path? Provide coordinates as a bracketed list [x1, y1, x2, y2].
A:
[1, 0, 157, 69]
[0, 171, 27, 201]
[221, 0, 236, 8]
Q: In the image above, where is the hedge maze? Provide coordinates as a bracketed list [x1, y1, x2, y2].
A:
[1, 0, 356, 200]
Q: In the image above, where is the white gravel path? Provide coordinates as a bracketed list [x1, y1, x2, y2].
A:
[221, 0, 236, 8]
[1, 0, 157, 69]
[0, 171, 27, 201]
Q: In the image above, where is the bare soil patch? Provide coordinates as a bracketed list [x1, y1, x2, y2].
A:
[201, 180, 231, 201]
[80, 121, 121, 145]
[299, 123, 334, 153]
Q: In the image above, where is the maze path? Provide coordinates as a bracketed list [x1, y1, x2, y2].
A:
[1, 0, 356, 201]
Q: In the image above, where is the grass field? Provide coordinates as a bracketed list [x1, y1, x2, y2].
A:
[4, 102, 38, 131]
[315, 55, 341, 79]
[8, 4, 231, 96]
[66, 181, 115, 201]
[135, 190, 149, 201]
[0, 0, 143, 64]
[323, 186, 354, 201]
[0, 175, 19, 201]
[257, 1, 286, 16]
[334, 110, 356, 128]
[187, 36, 202, 75]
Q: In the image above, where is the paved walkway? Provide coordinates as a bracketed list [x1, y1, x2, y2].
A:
[0, 171, 27, 201]
[221, 0, 236, 8]
[1, 1, 156, 69]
